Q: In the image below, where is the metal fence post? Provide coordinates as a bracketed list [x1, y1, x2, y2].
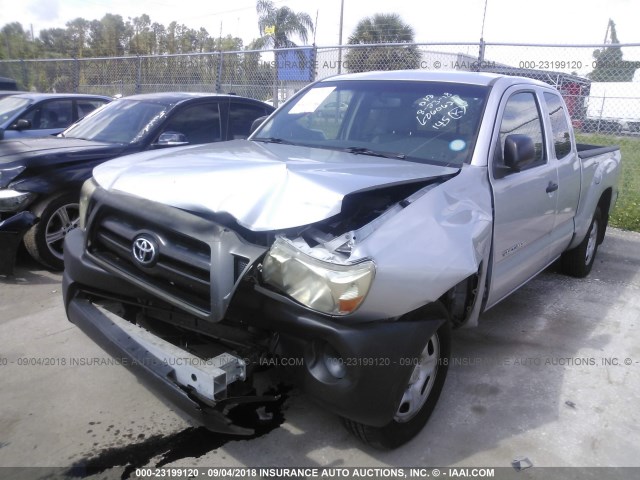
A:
[477, 38, 486, 71]
[216, 51, 223, 93]
[73, 57, 79, 92]
[136, 55, 142, 94]
[21, 59, 27, 90]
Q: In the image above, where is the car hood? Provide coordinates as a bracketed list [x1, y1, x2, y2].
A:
[0, 137, 124, 166]
[94, 140, 458, 231]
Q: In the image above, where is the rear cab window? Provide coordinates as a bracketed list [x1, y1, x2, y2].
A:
[543, 92, 572, 159]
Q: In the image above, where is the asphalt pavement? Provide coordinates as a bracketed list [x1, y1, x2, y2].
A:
[0, 228, 638, 477]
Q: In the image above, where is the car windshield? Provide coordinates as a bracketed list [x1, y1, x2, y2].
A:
[254, 80, 489, 167]
[0, 96, 31, 124]
[62, 98, 167, 144]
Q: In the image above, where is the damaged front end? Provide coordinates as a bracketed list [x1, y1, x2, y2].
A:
[260, 166, 493, 324]
[63, 163, 492, 433]
[260, 181, 441, 317]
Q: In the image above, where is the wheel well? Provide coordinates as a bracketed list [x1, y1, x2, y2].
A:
[597, 188, 612, 244]
[439, 269, 480, 328]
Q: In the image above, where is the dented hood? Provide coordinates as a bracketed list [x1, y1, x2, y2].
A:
[93, 140, 457, 231]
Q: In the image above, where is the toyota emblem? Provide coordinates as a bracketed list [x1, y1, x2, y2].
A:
[132, 236, 158, 267]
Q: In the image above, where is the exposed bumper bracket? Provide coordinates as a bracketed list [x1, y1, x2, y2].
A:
[97, 306, 246, 402]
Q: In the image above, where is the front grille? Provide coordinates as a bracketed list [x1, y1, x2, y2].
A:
[89, 210, 212, 315]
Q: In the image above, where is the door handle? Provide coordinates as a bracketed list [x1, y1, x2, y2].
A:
[546, 181, 559, 193]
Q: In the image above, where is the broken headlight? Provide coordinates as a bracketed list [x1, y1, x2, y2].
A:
[262, 237, 375, 316]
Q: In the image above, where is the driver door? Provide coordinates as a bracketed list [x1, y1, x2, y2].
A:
[486, 87, 559, 308]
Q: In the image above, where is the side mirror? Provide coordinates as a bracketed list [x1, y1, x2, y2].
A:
[154, 131, 189, 147]
[503, 134, 535, 172]
[13, 119, 31, 131]
[0, 128, 4, 140]
[250, 116, 268, 135]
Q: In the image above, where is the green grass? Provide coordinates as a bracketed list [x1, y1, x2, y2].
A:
[576, 133, 640, 232]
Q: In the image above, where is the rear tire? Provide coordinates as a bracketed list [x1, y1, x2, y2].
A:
[342, 319, 451, 450]
[560, 207, 602, 278]
[23, 192, 80, 270]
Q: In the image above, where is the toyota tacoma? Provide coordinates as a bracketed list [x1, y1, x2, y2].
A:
[62, 71, 621, 449]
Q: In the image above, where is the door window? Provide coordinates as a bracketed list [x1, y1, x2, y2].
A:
[495, 92, 546, 171]
[228, 102, 269, 139]
[163, 103, 221, 144]
[22, 100, 74, 129]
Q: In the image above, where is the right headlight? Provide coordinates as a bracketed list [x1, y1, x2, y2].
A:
[78, 178, 98, 230]
[262, 237, 375, 316]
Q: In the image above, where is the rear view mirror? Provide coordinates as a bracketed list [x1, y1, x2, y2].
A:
[155, 131, 189, 147]
[13, 119, 31, 131]
[250, 116, 268, 135]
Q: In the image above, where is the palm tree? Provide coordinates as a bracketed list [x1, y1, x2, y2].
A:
[345, 13, 419, 73]
[255, 0, 314, 49]
[255, 0, 314, 106]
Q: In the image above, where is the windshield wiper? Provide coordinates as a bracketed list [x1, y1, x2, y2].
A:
[343, 146, 406, 160]
[253, 137, 295, 145]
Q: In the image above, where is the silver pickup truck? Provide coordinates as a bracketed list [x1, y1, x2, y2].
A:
[62, 71, 621, 449]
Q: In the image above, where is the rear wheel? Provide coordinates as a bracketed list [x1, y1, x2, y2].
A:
[342, 319, 451, 449]
[560, 207, 602, 278]
[23, 192, 80, 270]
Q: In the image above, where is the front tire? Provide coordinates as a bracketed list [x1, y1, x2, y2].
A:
[23, 192, 80, 270]
[560, 207, 602, 278]
[342, 319, 451, 449]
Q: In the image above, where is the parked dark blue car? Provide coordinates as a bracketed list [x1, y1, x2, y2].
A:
[0, 92, 274, 271]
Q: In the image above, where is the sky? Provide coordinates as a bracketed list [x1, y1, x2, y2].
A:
[1, 0, 639, 48]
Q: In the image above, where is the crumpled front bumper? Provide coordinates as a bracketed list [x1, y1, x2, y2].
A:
[64, 294, 252, 434]
[0, 211, 37, 275]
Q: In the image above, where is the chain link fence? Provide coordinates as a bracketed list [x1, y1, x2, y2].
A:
[3, 42, 640, 135]
[1, 42, 638, 230]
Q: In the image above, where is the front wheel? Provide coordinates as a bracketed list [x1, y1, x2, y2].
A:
[560, 207, 602, 278]
[342, 320, 451, 449]
[23, 192, 80, 270]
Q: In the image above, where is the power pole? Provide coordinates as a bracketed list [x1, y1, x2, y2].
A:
[338, 0, 344, 74]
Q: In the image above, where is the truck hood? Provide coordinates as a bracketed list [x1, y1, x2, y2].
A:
[0, 137, 125, 166]
[93, 140, 458, 231]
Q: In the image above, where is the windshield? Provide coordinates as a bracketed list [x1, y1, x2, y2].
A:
[62, 98, 167, 144]
[0, 97, 31, 124]
[254, 80, 489, 167]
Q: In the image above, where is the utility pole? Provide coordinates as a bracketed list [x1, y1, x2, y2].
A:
[338, 0, 344, 74]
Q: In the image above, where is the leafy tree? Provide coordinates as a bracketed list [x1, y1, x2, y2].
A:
[151, 22, 166, 55]
[128, 15, 154, 55]
[66, 18, 91, 58]
[88, 14, 127, 57]
[39, 28, 71, 57]
[1, 22, 33, 59]
[345, 13, 419, 73]
[589, 19, 637, 82]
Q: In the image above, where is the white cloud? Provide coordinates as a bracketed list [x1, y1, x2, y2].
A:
[27, 0, 60, 22]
